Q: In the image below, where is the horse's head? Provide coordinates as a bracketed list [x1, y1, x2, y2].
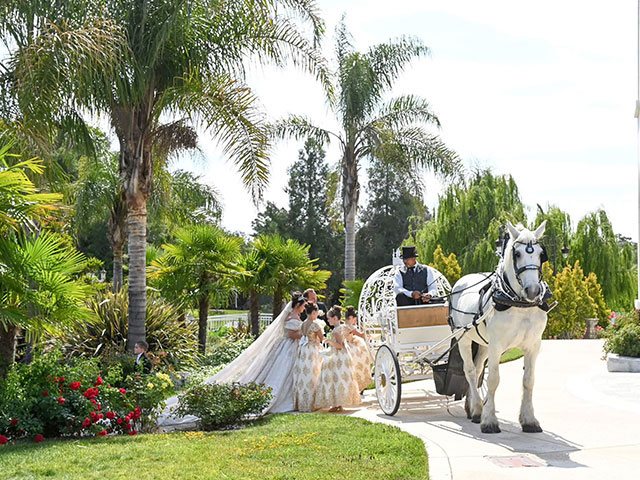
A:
[503, 220, 547, 301]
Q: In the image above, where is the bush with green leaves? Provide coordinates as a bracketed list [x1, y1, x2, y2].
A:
[174, 382, 272, 430]
[205, 338, 254, 367]
[54, 288, 199, 369]
[122, 371, 175, 431]
[0, 352, 140, 442]
[604, 321, 640, 358]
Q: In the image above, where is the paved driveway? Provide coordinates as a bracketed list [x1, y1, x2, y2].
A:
[348, 339, 640, 480]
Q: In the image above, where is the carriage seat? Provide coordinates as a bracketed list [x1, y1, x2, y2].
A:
[395, 304, 450, 345]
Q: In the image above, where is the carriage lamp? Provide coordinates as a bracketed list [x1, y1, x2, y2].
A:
[561, 244, 569, 259]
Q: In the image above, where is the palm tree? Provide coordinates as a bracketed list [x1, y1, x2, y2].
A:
[6, 0, 329, 351]
[149, 225, 242, 353]
[0, 148, 91, 376]
[266, 236, 331, 318]
[273, 20, 461, 280]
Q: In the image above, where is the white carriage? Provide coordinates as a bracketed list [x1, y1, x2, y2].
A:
[358, 264, 481, 415]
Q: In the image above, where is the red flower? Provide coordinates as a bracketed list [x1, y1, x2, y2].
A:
[34, 434, 44, 443]
[82, 418, 91, 428]
[129, 430, 137, 436]
[119, 388, 126, 395]
[98, 414, 104, 420]
[57, 396, 66, 404]
[42, 391, 49, 396]
[97, 430, 107, 437]
[116, 418, 123, 425]
[70, 382, 81, 390]
[106, 412, 116, 420]
[96, 404, 101, 411]
[60, 376, 65, 382]
[124, 416, 131, 423]
[0, 435, 8, 445]
[10, 419, 18, 426]
[90, 411, 97, 418]
[94, 376, 103, 386]
[125, 423, 132, 431]
[90, 398, 97, 405]
[58, 389, 63, 394]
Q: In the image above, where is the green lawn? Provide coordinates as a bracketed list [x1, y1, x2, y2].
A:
[0, 414, 428, 480]
[500, 348, 524, 363]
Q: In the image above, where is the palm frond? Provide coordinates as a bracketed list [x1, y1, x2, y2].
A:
[365, 36, 430, 93]
[159, 73, 270, 201]
[270, 115, 338, 146]
[366, 95, 441, 130]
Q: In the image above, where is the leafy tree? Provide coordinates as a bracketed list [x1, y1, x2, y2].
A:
[570, 209, 637, 310]
[8, 0, 328, 351]
[274, 19, 460, 281]
[356, 156, 429, 279]
[252, 201, 289, 237]
[429, 245, 462, 285]
[409, 169, 526, 274]
[149, 225, 242, 354]
[340, 279, 365, 309]
[532, 205, 571, 274]
[0, 150, 91, 375]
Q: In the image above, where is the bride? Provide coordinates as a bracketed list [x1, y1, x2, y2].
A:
[158, 292, 306, 427]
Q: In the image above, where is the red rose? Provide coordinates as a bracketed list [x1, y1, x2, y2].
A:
[60, 376, 65, 382]
[57, 396, 66, 404]
[10, 419, 18, 426]
[58, 389, 63, 393]
[129, 430, 137, 436]
[70, 382, 81, 390]
[42, 391, 49, 396]
[53, 377, 58, 382]
[96, 404, 101, 411]
[119, 388, 126, 395]
[90, 411, 97, 418]
[106, 412, 116, 420]
[34, 434, 44, 443]
[125, 423, 132, 431]
[0, 435, 8, 445]
[94, 376, 103, 386]
[124, 416, 131, 423]
[116, 418, 123, 425]
[90, 399, 97, 405]
[82, 418, 91, 428]
[97, 430, 107, 436]
[98, 414, 104, 420]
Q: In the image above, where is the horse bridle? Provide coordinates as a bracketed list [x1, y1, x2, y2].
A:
[500, 233, 548, 293]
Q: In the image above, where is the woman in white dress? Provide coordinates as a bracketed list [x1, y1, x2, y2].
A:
[158, 292, 306, 427]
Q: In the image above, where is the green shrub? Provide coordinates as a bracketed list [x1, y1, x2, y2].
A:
[204, 338, 254, 367]
[0, 352, 140, 442]
[122, 371, 175, 431]
[604, 322, 640, 358]
[173, 382, 272, 430]
[55, 288, 200, 369]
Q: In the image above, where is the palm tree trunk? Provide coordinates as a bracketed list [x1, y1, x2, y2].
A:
[0, 325, 18, 378]
[113, 246, 124, 293]
[109, 188, 127, 293]
[126, 205, 148, 351]
[342, 151, 359, 281]
[272, 290, 284, 319]
[249, 289, 260, 338]
[198, 297, 210, 354]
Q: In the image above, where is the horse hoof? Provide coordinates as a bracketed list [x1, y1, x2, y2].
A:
[522, 423, 542, 433]
[481, 423, 501, 434]
[471, 414, 481, 424]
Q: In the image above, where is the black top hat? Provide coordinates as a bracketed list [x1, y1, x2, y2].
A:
[401, 246, 418, 259]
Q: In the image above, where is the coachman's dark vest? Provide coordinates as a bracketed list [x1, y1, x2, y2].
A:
[401, 263, 429, 292]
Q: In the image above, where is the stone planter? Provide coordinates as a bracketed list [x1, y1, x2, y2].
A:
[607, 353, 640, 372]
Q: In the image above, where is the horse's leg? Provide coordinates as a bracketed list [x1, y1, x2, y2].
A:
[459, 337, 482, 423]
[480, 343, 502, 433]
[465, 344, 487, 419]
[520, 340, 543, 432]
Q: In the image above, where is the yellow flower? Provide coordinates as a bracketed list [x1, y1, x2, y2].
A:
[147, 383, 154, 389]
[161, 382, 168, 389]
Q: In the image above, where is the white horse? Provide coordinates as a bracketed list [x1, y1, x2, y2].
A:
[450, 220, 549, 434]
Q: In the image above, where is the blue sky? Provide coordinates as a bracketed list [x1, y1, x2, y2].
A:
[175, 0, 638, 241]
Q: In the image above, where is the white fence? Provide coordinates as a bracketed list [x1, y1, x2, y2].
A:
[207, 313, 273, 331]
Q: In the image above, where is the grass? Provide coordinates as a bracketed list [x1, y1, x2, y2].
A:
[0, 414, 428, 480]
[500, 348, 524, 363]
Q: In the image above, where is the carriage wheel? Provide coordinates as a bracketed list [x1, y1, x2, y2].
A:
[375, 345, 402, 416]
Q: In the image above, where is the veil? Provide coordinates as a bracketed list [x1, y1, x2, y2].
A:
[207, 303, 293, 384]
[157, 303, 294, 427]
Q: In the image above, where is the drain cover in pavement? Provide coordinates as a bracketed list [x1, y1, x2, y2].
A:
[486, 455, 546, 468]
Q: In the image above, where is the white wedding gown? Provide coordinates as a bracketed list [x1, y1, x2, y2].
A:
[158, 304, 301, 427]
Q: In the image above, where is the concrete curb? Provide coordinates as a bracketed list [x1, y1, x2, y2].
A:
[607, 353, 640, 372]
